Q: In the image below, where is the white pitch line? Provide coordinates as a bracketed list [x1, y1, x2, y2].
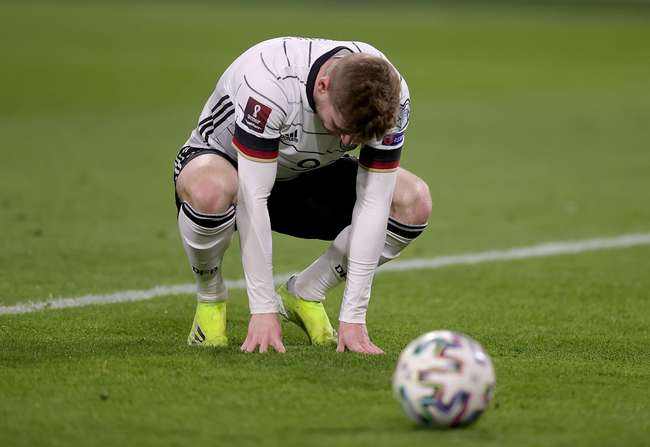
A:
[1, 233, 649, 316]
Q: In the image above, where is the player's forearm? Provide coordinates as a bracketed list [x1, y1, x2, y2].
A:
[236, 155, 279, 314]
[339, 169, 397, 324]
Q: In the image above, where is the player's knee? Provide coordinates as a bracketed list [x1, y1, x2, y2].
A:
[176, 154, 238, 214]
[391, 175, 432, 225]
[180, 177, 235, 214]
[188, 179, 225, 214]
[411, 178, 432, 224]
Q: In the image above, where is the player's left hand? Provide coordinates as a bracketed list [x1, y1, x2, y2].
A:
[336, 321, 384, 355]
[241, 313, 287, 353]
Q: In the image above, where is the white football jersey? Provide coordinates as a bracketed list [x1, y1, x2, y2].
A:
[184, 37, 411, 180]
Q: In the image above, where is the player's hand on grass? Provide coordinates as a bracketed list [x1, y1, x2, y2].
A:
[336, 321, 384, 355]
[241, 313, 286, 353]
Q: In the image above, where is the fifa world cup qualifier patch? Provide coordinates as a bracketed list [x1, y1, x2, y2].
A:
[243, 97, 272, 133]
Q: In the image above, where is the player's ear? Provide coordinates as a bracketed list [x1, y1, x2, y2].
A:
[316, 76, 331, 94]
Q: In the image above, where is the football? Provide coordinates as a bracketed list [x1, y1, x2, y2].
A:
[392, 330, 496, 428]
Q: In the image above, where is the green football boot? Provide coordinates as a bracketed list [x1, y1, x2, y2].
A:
[187, 301, 228, 347]
[277, 281, 336, 346]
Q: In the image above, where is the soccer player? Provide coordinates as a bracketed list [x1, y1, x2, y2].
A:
[173, 37, 431, 354]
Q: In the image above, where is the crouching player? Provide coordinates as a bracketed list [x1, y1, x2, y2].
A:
[173, 37, 431, 354]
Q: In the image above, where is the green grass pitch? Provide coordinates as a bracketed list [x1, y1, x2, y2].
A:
[1, 1, 649, 446]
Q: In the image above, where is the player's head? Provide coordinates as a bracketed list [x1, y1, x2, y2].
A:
[314, 53, 401, 144]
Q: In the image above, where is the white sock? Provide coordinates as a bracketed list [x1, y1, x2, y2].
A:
[178, 202, 235, 302]
[289, 226, 351, 301]
[291, 217, 427, 301]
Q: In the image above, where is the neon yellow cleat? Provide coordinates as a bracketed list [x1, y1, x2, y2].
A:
[277, 282, 336, 346]
[187, 301, 228, 347]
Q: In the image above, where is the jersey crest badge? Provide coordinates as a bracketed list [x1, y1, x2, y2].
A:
[397, 100, 411, 130]
[243, 97, 272, 133]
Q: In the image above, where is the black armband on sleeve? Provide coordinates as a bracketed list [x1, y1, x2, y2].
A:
[359, 145, 402, 171]
[233, 124, 279, 162]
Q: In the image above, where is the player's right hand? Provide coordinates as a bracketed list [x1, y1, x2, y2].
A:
[240, 313, 287, 353]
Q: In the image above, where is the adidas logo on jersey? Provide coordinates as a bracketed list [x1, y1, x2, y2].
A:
[281, 129, 299, 143]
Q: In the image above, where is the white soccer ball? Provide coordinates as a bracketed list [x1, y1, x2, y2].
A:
[392, 330, 496, 428]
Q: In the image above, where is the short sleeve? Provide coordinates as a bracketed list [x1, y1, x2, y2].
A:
[359, 77, 410, 172]
[232, 75, 288, 162]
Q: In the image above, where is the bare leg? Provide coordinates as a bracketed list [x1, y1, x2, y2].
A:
[176, 154, 238, 302]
